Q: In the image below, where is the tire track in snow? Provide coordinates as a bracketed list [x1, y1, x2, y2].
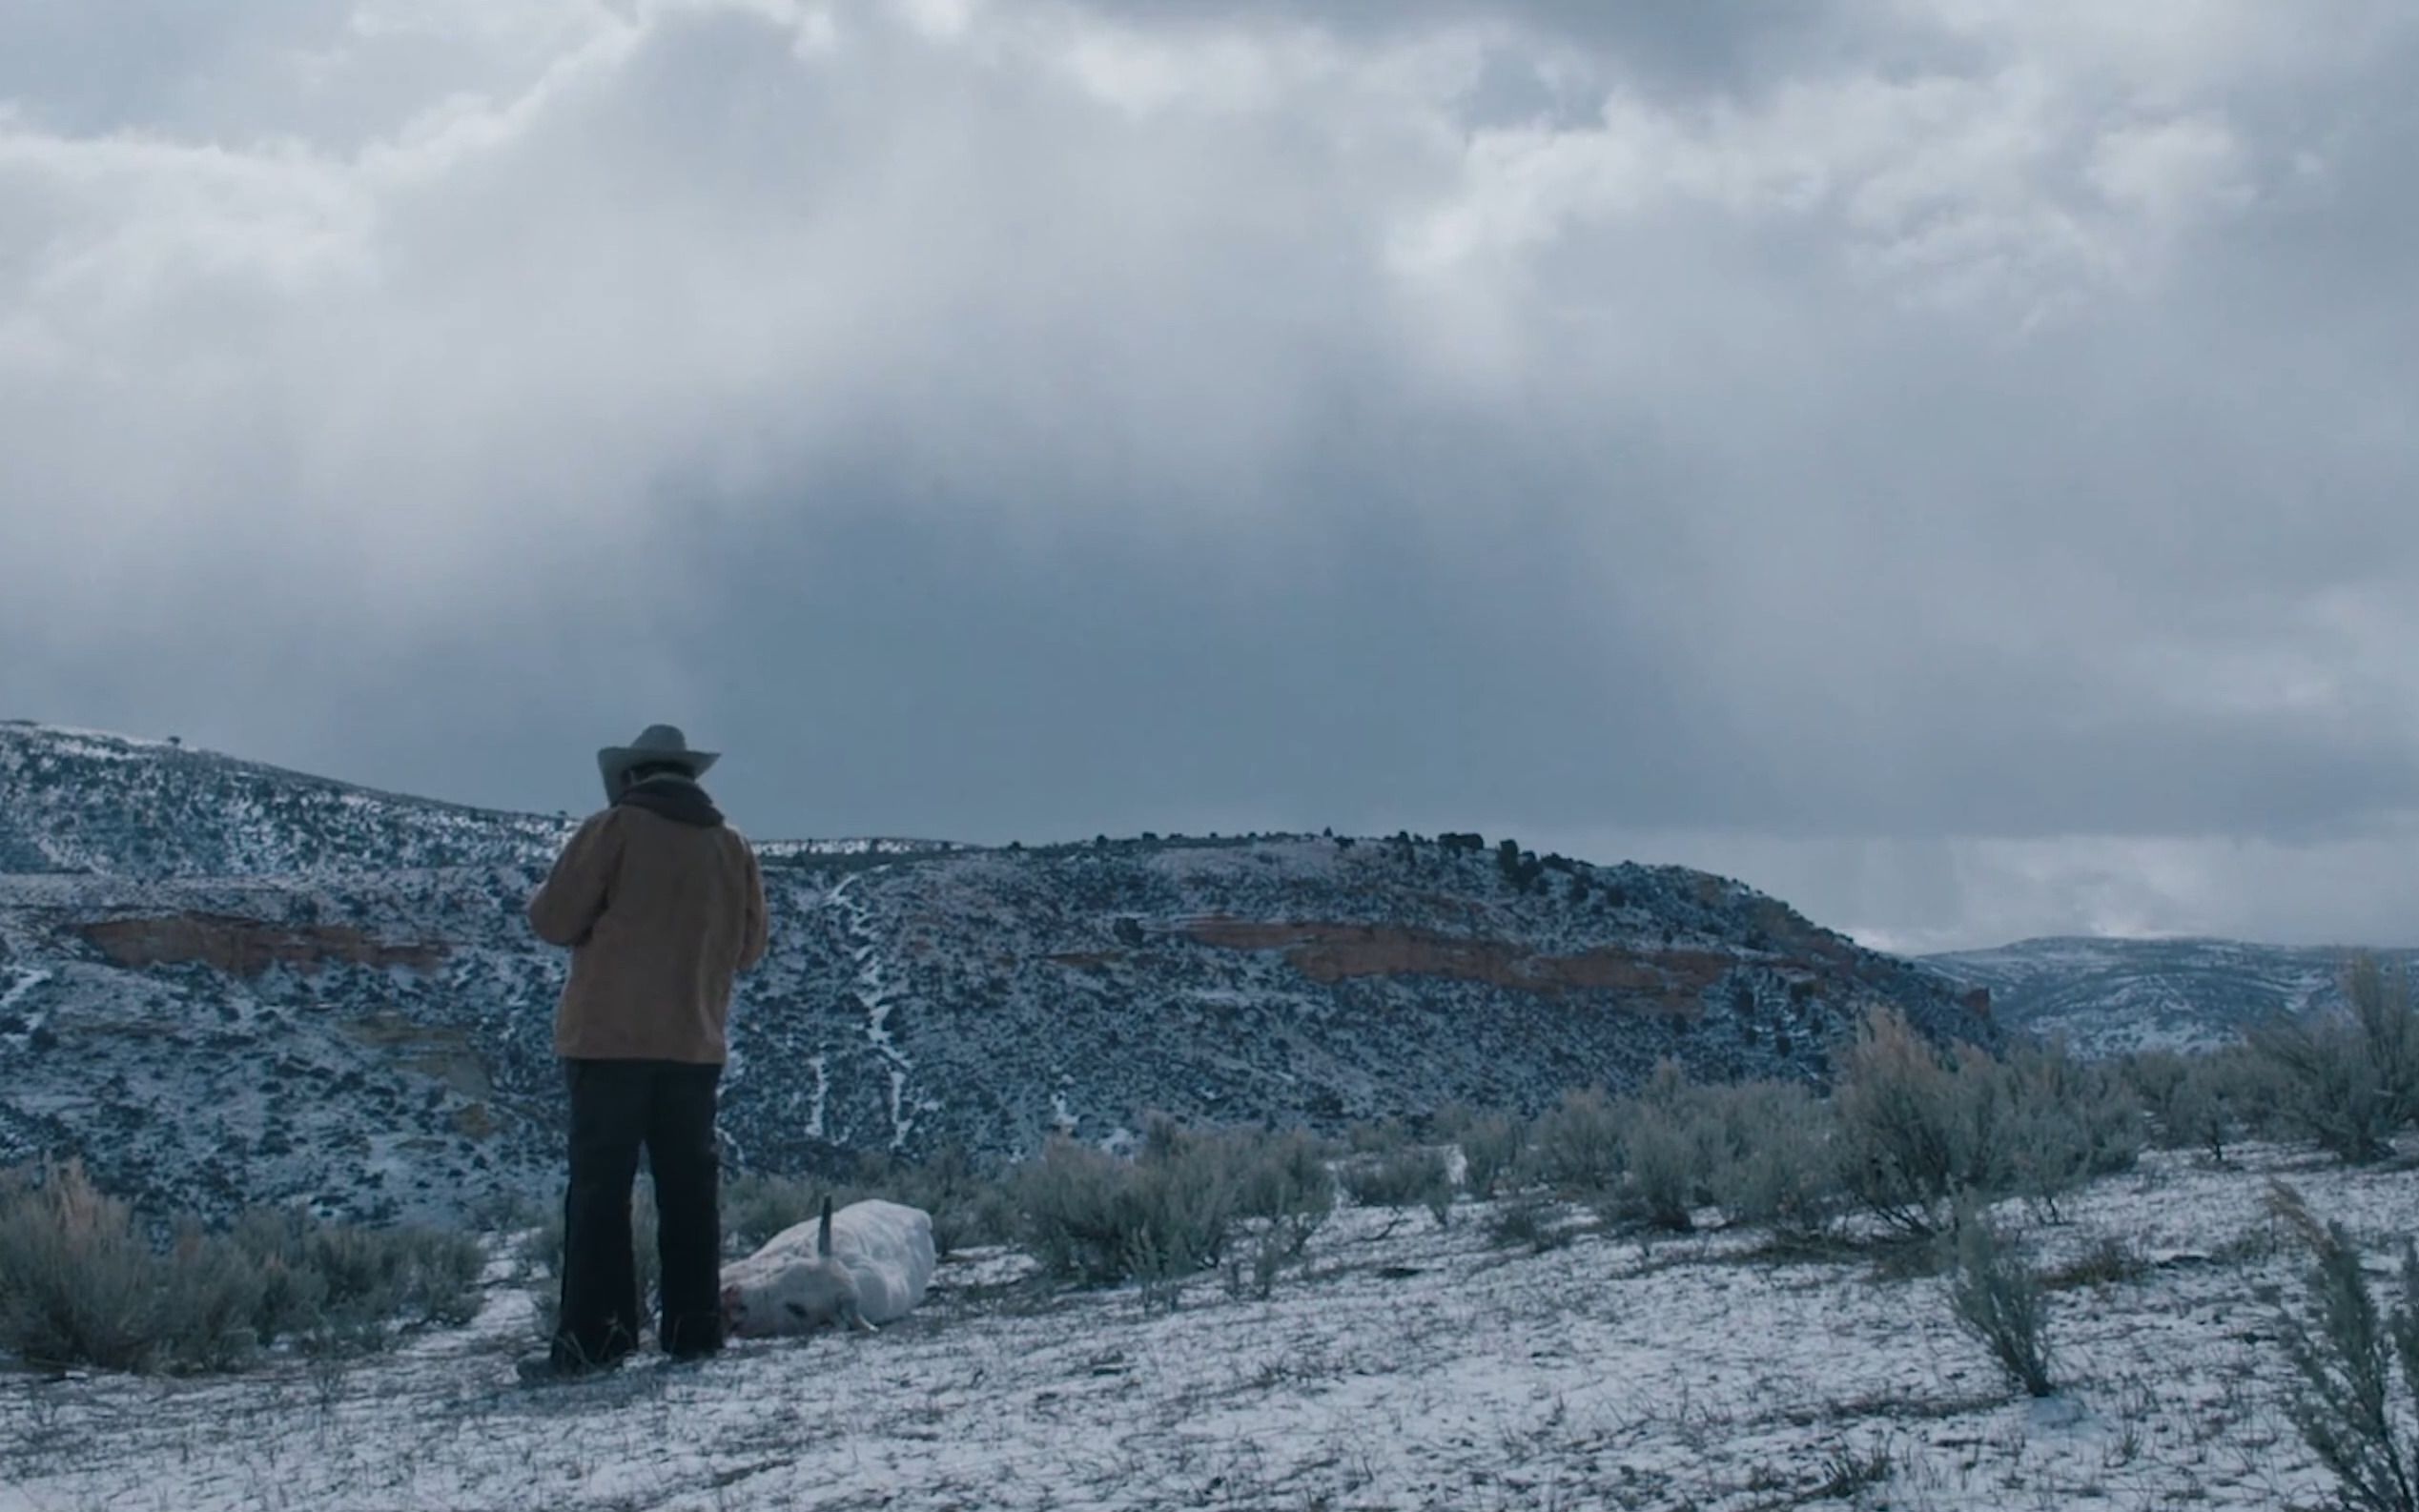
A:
[830, 871, 915, 1149]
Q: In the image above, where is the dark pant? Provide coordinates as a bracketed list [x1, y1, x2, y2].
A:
[554, 1058, 725, 1367]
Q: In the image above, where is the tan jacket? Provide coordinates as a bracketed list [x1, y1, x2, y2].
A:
[527, 795, 769, 1064]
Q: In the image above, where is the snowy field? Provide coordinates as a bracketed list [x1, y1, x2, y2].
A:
[4, 1144, 2410, 1512]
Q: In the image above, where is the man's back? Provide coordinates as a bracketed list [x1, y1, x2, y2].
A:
[528, 778, 769, 1063]
[522, 726, 760, 1380]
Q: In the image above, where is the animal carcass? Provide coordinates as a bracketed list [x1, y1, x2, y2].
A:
[720, 1198, 936, 1338]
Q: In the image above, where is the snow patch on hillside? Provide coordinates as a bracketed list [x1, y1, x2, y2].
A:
[830, 870, 918, 1150]
[0, 969, 47, 1017]
[0, 969, 50, 1051]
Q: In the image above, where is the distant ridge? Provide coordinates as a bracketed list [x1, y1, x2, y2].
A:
[0, 721, 948, 876]
[1922, 933, 2417, 1057]
[0, 720, 575, 877]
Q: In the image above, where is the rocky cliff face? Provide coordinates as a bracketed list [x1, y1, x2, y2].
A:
[79, 914, 450, 975]
[0, 724, 1990, 1223]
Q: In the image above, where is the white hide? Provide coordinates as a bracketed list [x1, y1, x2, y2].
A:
[825, 1199, 936, 1323]
[722, 1199, 936, 1337]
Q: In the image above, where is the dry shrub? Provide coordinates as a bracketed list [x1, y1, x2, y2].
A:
[724, 1172, 824, 1257]
[1602, 1065, 1844, 1236]
[1229, 1128, 1335, 1236]
[1485, 1195, 1570, 1255]
[1345, 1118, 1413, 1156]
[871, 1145, 1021, 1257]
[2040, 1235, 2150, 1294]
[1618, 1064, 1717, 1233]
[1342, 1145, 1454, 1227]
[2254, 956, 2419, 1166]
[1948, 1204, 2057, 1399]
[0, 1161, 168, 1372]
[1835, 1009, 2135, 1233]
[236, 1208, 482, 1354]
[1530, 1088, 1626, 1195]
[1459, 1114, 1527, 1199]
[1996, 1041, 2142, 1217]
[0, 1161, 481, 1374]
[2271, 1181, 2419, 1512]
[1833, 1008, 1985, 1234]
[1704, 1081, 1846, 1240]
[1226, 1128, 1336, 1297]
[1013, 1123, 1237, 1286]
[2122, 1049, 2253, 1160]
[1527, 1072, 1845, 1237]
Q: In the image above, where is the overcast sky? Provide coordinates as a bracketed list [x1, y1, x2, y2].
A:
[3, 0, 2415, 951]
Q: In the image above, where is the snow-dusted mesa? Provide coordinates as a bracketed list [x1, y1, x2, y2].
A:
[3, 722, 2001, 1224]
[2, 1145, 2409, 1512]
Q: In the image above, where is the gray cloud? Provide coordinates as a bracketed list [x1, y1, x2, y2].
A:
[3, 0, 2416, 948]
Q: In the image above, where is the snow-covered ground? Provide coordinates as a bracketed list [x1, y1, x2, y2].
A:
[4, 1145, 2407, 1512]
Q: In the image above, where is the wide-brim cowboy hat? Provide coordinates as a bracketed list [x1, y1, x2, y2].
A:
[597, 725, 720, 800]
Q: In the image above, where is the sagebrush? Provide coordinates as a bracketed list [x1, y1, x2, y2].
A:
[2271, 1182, 2419, 1512]
[1947, 1204, 2056, 1399]
[1835, 1008, 2135, 1234]
[2253, 956, 2419, 1166]
[0, 1161, 482, 1374]
[1014, 1124, 1235, 1287]
[1458, 1114, 1527, 1199]
[1342, 1146, 1454, 1227]
[1530, 1066, 1844, 1238]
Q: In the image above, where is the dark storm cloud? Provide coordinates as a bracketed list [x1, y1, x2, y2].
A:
[1080, 0, 1892, 90]
[4, 0, 2417, 947]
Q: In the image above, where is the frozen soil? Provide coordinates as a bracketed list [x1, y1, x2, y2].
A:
[4, 1145, 2410, 1512]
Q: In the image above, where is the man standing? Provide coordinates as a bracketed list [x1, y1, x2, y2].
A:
[520, 725, 769, 1380]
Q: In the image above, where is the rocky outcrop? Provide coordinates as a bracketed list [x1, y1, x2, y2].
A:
[1180, 917, 1735, 1017]
[341, 1012, 495, 1099]
[80, 914, 447, 977]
